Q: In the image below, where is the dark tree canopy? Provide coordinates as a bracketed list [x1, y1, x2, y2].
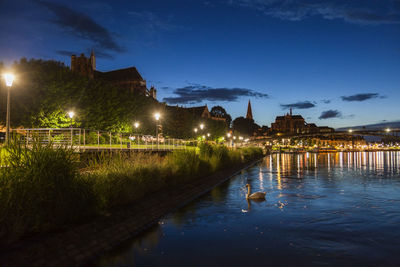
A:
[232, 116, 260, 137]
[210, 105, 232, 127]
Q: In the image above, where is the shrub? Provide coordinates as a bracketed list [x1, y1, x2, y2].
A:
[0, 140, 96, 241]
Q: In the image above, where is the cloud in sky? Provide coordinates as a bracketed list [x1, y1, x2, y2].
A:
[341, 93, 382, 102]
[319, 109, 342, 119]
[36, 0, 123, 53]
[321, 99, 331, 104]
[163, 84, 269, 104]
[227, 0, 400, 25]
[280, 101, 316, 110]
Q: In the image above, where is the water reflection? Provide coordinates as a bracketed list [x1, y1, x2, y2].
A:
[99, 152, 400, 267]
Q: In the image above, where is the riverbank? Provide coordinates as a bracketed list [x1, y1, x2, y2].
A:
[0, 141, 263, 266]
[0, 156, 263, 266]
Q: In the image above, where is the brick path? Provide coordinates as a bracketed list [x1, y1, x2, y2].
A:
[0, 159, 261, 267]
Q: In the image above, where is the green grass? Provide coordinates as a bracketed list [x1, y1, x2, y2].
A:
[0, 140, 263, 242]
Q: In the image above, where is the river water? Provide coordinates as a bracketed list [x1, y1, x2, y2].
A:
[98, 152, 400, 266]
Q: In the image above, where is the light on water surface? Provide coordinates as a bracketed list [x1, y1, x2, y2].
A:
[99, 152, 400, 267]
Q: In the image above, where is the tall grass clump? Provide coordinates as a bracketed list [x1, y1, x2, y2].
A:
[84, 152, 168, 210]
[0, 140, 96, 241]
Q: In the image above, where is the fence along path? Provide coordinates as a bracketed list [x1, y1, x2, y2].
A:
[18, 128, 188, 151]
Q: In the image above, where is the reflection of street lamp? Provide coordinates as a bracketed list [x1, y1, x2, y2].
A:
[3, 73, 14, 145]
[154, 112, 161, 149]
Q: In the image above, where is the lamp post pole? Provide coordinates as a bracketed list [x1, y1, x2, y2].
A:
[6, 85, 10, 145]
[3, 73, 14, 145]
[154, 113, 161, 150]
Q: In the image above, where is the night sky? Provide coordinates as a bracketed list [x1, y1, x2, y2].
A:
[0, 0, 399, 128]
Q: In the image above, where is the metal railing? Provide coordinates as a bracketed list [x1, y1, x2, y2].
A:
[16, 128, 188, 151]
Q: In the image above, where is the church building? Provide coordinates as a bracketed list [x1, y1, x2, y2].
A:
[70, 52, 156, 99]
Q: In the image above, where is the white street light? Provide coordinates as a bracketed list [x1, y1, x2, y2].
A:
[386, 128, 391, 132]
[3, 73, 15, 144]
[207, 133, 210, 137]
[348, 129, 353, 133]
[68, 111, 75, 119]
[154, 112, 161, 121]
[194, 128, 198, 133]
[134, 122, 140, 128]
[3, 73, 14, 87]
[227, 133, 231, 138]
[200, 123, 204, 130]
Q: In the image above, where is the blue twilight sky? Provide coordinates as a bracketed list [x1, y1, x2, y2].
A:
[0, 0, 399, 128]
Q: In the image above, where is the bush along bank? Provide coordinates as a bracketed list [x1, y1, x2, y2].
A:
[0, 141, 263, 243]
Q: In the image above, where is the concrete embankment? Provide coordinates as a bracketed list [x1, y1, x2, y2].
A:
[0, 157, 263, 267]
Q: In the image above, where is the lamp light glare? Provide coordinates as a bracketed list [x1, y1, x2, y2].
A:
[3, 73, 14, 87]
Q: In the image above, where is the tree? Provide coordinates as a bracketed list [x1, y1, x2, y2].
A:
[232, 116, 260, 137]
[210, 106, 232, 127]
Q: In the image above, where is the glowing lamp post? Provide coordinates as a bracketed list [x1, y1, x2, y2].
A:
[68, 111, 75, 127]
[3, 73, 14, 145]
[200, 123, 204, 130]
[134, 122, 140, 129]
[154, 113, 161, 149]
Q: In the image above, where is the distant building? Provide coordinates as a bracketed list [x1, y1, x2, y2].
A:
[271, 108, 306, 134]
[70, 52, 156, 99]
[271, 108, 334, 134]
[184, 105, 211, 119]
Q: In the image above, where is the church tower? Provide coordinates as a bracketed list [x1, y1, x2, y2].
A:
[246, 100, 253, 121]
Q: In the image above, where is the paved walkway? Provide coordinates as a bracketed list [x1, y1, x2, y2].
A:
[0, 159, 262, 267]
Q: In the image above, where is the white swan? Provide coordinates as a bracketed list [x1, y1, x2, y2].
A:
[246, 184, 266, 199]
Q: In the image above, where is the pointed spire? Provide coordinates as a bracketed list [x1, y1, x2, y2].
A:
[246, 100, 253, 120]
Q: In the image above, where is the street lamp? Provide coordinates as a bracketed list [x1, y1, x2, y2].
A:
[227, 133, 231, 138]
[154, 112, 161, 149]
[68, 111, 74, 128]
[207, 133, 210, 137]
[194, 128, 198, 133]
[3, 73, 14, 145]
[134, 122, 140, 129]
[386, 128, 391, 133]
[348, 129, 353, 133]
[199, 123, 204, 130]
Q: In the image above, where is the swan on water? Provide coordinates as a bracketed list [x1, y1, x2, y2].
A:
[246, 184, 266, 199]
